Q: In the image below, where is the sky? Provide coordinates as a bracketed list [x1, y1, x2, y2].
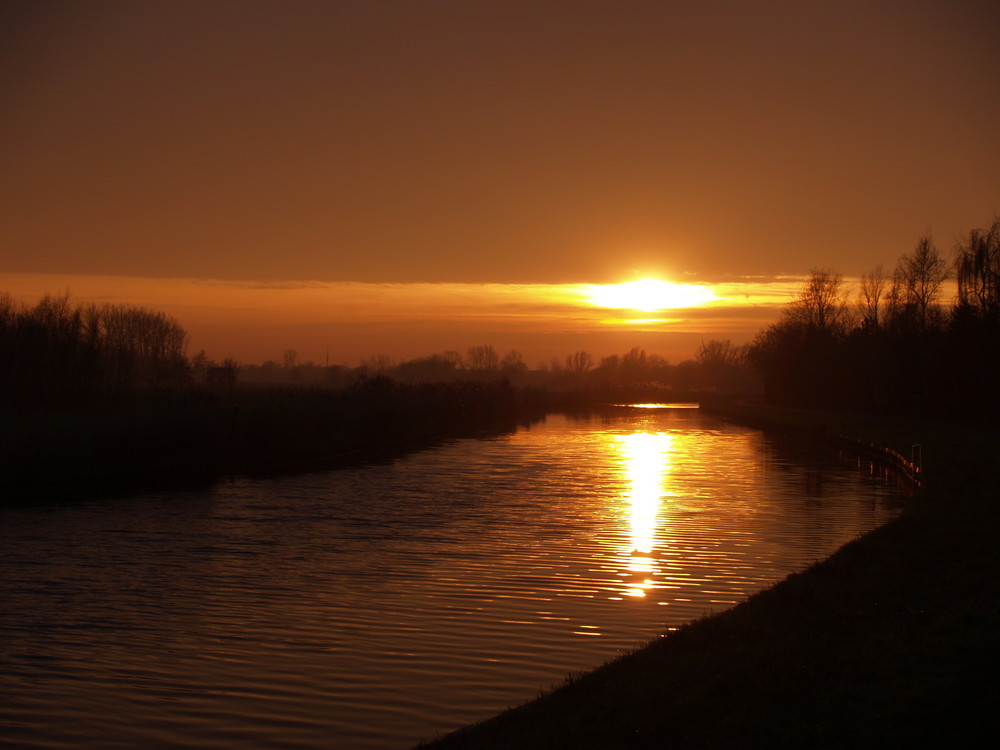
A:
[2, 0, 998, 366]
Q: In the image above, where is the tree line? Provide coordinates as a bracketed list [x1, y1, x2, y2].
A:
[2, 288, 757, 414]
[749, 217, 1000, 419]
[0, 292, 188, 410]
[10, 214, 996, 419]
[233, 340, 757, 397]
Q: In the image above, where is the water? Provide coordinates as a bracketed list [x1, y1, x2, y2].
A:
[0, 407, 906, 749]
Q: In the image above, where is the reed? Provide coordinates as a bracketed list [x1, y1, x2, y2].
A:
[0, 379, 542, 502]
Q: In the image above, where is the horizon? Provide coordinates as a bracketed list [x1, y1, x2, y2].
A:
[0, 270, 914, 367]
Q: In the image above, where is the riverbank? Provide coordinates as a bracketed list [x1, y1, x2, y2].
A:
[0, 380, 537, 504]
[419, 400, 1000, 748]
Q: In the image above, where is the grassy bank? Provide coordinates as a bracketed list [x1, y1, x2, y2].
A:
[0, 379, 541, 503]
[418, 401, 1000, 748]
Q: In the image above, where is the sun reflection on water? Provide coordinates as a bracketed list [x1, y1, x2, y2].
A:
[613, 432, 674, 598]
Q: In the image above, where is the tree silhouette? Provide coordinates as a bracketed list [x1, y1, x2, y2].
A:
[894, 235, 950, 334]
[786, 269, 851, 335]
[859, 264, 888, 329]
[565, 350, 594, 374]
[466, 344, 499, 371]
[956, 218, 1000, 322]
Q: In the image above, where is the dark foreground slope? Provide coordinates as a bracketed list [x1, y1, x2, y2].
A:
[419, 402, 1000, 749]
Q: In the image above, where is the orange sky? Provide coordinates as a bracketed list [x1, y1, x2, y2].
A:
[2, 1, 998, 365]
[0, 272, 801, 365]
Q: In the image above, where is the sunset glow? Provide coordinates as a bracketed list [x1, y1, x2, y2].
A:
[0, 272, 816, 365]
[584, 279, 718, 312]
[0, 271, 792, 364]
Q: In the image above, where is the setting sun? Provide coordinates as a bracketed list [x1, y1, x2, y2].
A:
[584, 279, 718, 312]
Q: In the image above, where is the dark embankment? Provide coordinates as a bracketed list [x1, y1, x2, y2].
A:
[419, 400, 1000, 748]
[0, 374, 713, 504]
[0, 378, 543, 503]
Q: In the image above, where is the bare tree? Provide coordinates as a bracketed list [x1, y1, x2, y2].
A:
[565, 350, 594, 374]
[0, 293, 21, 327]
[500, 349, 526, 374]
[956, 218, 1000, 319]
[697, 338, 749, 390]
[697, 339, 743, 367]
[95, 304, 188, 387]
[466, 344, 499, 371]
[1, 293, 190, 401]
[29, 292, 82, 343]
[785, 269, 851, 334]
[897, 235, 950, 332]
[207, 358, 240, 393]
[361, 354, 395, 373]
[859, 264, 888, 329]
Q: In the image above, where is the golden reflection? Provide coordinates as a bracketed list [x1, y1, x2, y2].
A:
[614, 432, 673, 598]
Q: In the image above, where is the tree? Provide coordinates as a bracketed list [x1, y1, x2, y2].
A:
[207, 358, 240, 393]
[395, 352, 461, 383]
[361, 354, 395, 373]
[565, 350, 593, 374]
[785, 269, 850, 335]
[0, 292, 191, 405]
[500, 349, 526, 374]
[620, 347, 649, 380]
[749, 271, 852, 407]
[189, 350, 215, 383]
[466, 344, 499, 371]
[696, 339, 742, 368]
[956, 218, 1000, 321]
[859, 264, 888, 329]
[948, 218, 1000, 417]
[896, 235, 950, 333]
[696, 339, 750, 392]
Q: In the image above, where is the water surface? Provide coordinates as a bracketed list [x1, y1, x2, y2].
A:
[0, 408, 905, 749]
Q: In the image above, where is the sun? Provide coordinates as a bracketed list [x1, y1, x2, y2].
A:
[584, 278, 717, 312]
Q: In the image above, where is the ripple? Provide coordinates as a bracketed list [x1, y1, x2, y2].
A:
[0, 410, 905, 749]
